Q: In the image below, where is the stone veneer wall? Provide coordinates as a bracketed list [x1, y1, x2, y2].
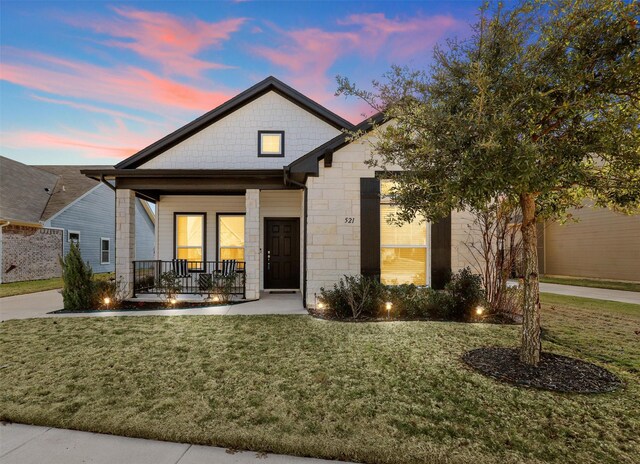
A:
[304, 132, 484, 307]
[1, 225, 62, 283]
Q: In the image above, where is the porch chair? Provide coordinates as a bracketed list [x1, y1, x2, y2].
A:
[171, 258, 191, 291]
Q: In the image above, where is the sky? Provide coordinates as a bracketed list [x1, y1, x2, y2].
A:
[1, 0, 484, 166]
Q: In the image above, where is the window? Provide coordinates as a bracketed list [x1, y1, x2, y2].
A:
[380, 180, 429, 286]
[258, 130, 284, 157]
[175, 213, 205, 269]
[218, 214, 245, 262]
[100, 238, 110, 264]
[68, 230, 80, 244]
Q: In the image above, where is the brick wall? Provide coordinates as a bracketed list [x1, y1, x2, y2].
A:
[1, 225, 63, 283]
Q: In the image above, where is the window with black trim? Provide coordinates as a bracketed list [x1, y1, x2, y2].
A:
[258, 130, 284, 157]
[218, 214, 245, 261]
[380, 180, 429, 286]
[175, 213, 205, 269]
[100, 238, 110, 264]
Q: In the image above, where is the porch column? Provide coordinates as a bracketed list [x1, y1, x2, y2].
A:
[245, 189, 260, 300]
[116, 188, 136, 298]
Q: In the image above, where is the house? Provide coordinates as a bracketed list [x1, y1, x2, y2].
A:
[81, 76, 484, 306]
[0, 156, 155, 283]
[539, 203, 640, 282]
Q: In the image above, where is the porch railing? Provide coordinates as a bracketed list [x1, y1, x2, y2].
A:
[133, 260, 246, 299]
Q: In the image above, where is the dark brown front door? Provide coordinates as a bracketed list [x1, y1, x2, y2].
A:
[264, 218, 300, 289]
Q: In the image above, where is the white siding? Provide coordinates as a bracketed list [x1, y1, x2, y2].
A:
[140, 91, 341, 170]
[156, 195, 245, 261]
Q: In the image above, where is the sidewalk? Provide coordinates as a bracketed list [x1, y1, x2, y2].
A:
[0, 291, 306, 321]
[0, 423, 351, 464]
[538, 282, 640, 305]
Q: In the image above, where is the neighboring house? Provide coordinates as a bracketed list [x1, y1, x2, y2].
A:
[539, 204, 640, 282]
[0, 156, 155, 283]
[84, 76, 478, 306]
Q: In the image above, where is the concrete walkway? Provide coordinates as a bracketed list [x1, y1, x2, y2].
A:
[0, 291, 306, 321]
[538, 282, 640, 304]
[0, 423, 351, 464]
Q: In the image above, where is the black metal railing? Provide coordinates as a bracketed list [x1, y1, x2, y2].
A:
[133, 260, 246, 299]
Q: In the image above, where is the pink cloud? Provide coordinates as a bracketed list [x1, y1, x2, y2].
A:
[2, 119, 164, 160]
[66, 7, 247, 78]
[1, 48, 234, 114]
[253, 13, 463, 116]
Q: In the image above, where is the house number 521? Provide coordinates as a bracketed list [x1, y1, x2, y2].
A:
[344, 217, 355, 224]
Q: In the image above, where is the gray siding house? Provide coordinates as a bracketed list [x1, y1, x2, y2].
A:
[0, 156, 155, 283]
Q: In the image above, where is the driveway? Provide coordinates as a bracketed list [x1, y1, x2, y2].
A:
[0, 291, 306, 321]
[539, 282, 640, 304]
[0, 423, 351, 464]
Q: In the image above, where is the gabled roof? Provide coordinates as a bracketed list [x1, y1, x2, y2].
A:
[34, 165, 107, 221]
[287, 112, 386, 176]
[116, 76, 355, 170]
[0, 156, 113, 224]
[0, 156, 59, 224]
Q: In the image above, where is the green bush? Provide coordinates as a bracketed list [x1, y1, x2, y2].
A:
[440, 268, 485, 321]
[60, 242, 94, 310]
[319, 275, 385, 319]
[93, 277, 126, 308]
[318, 269, 484, 321]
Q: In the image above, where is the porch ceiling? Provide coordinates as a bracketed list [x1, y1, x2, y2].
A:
[81, 169, 296, 200]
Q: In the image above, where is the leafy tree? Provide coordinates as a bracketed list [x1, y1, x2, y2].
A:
[60, 241, 94, 310]
[337, 0, 639, 365]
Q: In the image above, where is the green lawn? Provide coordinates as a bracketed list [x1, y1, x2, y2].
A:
[1, 299, 638, 464]
[0, 273, 114, 298]
[540, 275, 640, 292]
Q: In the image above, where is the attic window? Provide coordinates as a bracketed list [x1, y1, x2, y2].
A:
[258, 131, 284, 157]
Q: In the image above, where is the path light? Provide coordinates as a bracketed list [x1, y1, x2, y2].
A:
[170, 298, 177, 305]
[476, 305, 485, 316]
[212, 295, 220, 303]
[318, 302, 325, 310]
[385, 301, 393, 319]
[103, 297, 111, 309]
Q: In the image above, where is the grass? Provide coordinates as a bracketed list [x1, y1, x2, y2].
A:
[540, 275, 640, 292]
[0, 273, 114, 298]
[1, 301, 639, 464]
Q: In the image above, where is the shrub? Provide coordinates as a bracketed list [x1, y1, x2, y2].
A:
[158, 271, 182, 304]
[441, 268, 485, 321]
[93, 277, 126, 309]
[384, 284, 437, 319]
[60, 242, 94, 311]
[319, 275, 384, 319]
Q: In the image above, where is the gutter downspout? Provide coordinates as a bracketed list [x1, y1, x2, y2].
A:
[284, 169, 308, 308]
[0, 221, 10, 284]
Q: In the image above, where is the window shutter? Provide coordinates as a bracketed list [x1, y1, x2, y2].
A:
[360, 178, 380, 279]
[430, 214, 451, 289]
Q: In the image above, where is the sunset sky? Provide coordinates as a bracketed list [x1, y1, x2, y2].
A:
[1, 0, 487, 165]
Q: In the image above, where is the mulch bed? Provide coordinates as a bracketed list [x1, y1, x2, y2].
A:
[307, 308, 520, 325]
[462, 347, 622, 393]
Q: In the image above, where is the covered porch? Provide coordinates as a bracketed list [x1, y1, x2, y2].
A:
[82, 169, 304, 301]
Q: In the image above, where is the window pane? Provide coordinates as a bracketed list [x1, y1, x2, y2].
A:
[219, 216, 244, 247]
[177, 247, 202, 262]
[381, 247, 427, 285]
[261, 133, 282, 154]
[101, 240, 109, 252]
[176, 215, 203, 248]
[220, 248, 245, 261]
[380, 204, 427, 246]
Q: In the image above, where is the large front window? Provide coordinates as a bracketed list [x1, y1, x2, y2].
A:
[380, 181, 428, 285]
[218, 214, 245, 261]
[175, 214, 205, 268]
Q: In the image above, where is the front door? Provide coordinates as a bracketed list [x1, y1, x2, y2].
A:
[264, 218, 300, 289]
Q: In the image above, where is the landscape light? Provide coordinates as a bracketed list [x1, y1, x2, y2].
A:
[476, 305, 485, 316]
[170, 298, 177, 305]
[103, 297, 111, 306]
[385, 301, 392, 319]
[318, 302, 325, 310]
[212, 295, 220, 302]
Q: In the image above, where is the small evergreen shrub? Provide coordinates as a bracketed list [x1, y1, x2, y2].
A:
[441, 268, 485, 321]
[60, 242, 94, 311]
[93, 276, 126, 308]
[319, 275, 385, 319]
[158, 271, 182, 304]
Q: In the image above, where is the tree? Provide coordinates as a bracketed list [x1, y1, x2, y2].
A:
[60, 241, 94, 310]
[337, 0, 640, 365]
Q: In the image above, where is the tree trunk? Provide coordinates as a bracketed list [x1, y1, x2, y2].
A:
[519, 192, 541, 366]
